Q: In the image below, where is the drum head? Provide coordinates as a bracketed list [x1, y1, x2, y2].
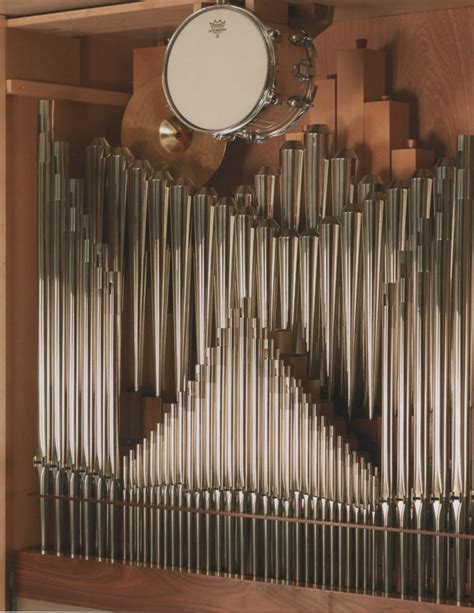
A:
[164, 6, 272, 133]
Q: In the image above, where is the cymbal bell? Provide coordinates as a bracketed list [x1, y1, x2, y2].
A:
[121, 77, 226, 187]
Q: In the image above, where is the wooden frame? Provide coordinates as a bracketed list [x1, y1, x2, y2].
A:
[1, 1, 474, 611]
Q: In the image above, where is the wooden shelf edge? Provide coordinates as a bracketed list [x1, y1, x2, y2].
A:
[6, 79, 131, 107]
[11, 551, 466, 612]
[5, 0, 205, 36]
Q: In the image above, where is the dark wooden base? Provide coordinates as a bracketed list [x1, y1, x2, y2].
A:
[11, 551, 467, 612]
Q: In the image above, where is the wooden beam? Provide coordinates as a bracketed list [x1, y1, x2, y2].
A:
[363, 98, 410, 184]
[6, 79, 131, 107]
[0, 18, 6, 612]
[6, 0, 205, 37]
[13, 551, 463, 612]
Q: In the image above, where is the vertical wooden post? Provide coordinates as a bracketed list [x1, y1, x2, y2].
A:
[363, 97, 409, 184]
[336, 40, 385, 178]
[307, 77, 337, 153]
[0, 16, 7, 611]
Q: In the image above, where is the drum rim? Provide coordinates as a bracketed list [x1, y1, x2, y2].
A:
[162, 4, 277, 136]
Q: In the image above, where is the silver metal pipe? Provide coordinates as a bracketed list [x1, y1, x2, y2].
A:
[280, 141, 304, 231]
[330, 149, 357, 217]
[299, 229, 320, 379]
[319, 217, 341, 399]
[193, 188, 216, 365]
[148, 171, 171, 397]
[256, 219, 279, 331]
[170, 178, 194, 395]
[361, 192, 385, 418]
[340, 203, 363, 418]
[358, 175, 383, 204]
[214, 198, 236, 332]
[304, 125, 329, 227]
[254, 166, 277, 219]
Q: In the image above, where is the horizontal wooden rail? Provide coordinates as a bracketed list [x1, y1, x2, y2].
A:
[12, 551, 465, 612]
[6, 0, 206, 37]
[6, 79, 131, 106]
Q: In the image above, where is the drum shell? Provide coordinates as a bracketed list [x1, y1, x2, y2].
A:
[240, 23, 316, 142]
[163, 5, 316, 144]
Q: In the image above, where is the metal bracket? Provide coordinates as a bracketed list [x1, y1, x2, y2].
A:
[288, 3, 335, 39]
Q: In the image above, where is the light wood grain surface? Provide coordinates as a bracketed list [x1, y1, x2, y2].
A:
[315, 6, 474, 159]
[6, 0, 205, 37]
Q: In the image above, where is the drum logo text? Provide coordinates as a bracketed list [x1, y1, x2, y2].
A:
[209, 20, 227, 38]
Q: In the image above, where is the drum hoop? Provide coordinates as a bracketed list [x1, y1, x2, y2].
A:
[162, 4, 277, 136]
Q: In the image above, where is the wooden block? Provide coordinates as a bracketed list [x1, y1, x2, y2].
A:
[142, 397, 163, 436]
[120, 391, 143, 440]
[336, 44, 385, 177]
[345, 435, 359, 452]
[6, 79, 131, 107]
[133, 44, 166, 91]
[302, 378, 321, 401]
[391, 142, 435, 181]
[269, 329, 293, 356]
[316, 401, 334, 419]
[331, 418, 347, 437]
[282, 354, 308, 379]
[306, 77, 336, 153]
[363, 98, 409, 184]
[245, 0, 288, 25]
[284, 132, 304, 143]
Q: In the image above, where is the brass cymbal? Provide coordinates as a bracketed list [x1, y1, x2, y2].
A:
[121, 77, 226, 187]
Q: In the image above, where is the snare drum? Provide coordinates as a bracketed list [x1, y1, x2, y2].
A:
[163, 3, 316, 143]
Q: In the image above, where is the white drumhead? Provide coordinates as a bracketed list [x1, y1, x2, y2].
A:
[164, 6, 271, 133]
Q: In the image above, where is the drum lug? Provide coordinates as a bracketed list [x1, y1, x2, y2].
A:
[269, 93, 283, 106]
[287, 96, 308, 110]
[293, 60, 314, 82]
[268, 29, 282, 42]
[290, 32, 312, 47]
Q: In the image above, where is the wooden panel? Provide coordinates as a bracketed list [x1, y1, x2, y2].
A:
[6, 0, 206, 37]
[5, 96, 40, 560]
[80, 34, 140, 91]
[3, 0, 474, 20]
[6, 79, 131, 106]
[245, 0, 288, 25]
[133, 45, 166, 92]
[336, 46, 386, 176]
[5, 30, 81, 85]
[0, 17, 6, 611]
[315, 6, 474, 160]
[332, 0, 474, 21]
[142, 397, 163, 436]
[364, 99, 410, 183]
[2, 0, 129, 17]
[13, 551, 465, 613]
